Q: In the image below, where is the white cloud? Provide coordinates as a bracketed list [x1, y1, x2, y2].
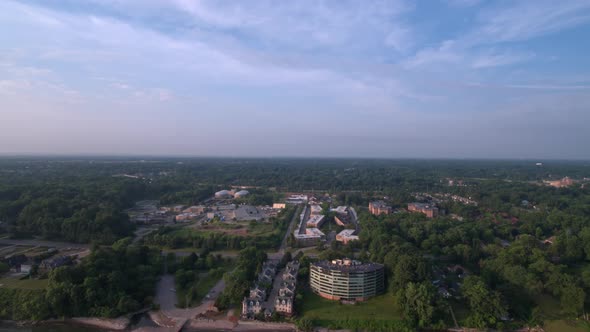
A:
[474, 0, 590, 43]
[444, 0, 481, 8]
[471, 51, 534, 68]
[385, 26, 413, 52]
[403, 40, 461, 68]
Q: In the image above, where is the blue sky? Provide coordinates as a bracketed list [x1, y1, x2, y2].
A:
[1, 0, 589, 158]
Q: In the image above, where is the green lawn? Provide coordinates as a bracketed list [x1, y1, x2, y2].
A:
[545, 320, 589, 332]
[247, 222, 275, 236]
[300, 288, 404, 326]
[0, 277, 48, 290]
[533, 294, 589, 332]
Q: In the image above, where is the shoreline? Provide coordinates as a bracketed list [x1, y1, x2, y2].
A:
[0, 316, 130, 331]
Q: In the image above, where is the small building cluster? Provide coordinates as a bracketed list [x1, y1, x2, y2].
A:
[369, 201, 392, 215]
[214, 189, 250, 199]
[274, 261, 300, 316]
[331, 206, 357, 226]
[242, 259, 300, 319]
[413, 192, 477, 206]
[242, 260, 278, 318]
[545, 176, 574, 188]
[128, 200, 174, 224]
[241, 285, 267, 318]
[285, 194, 308, 205]
[407, 202, 439, 218]
[294, 204, 326, 246]
[1, 246, 87, 278]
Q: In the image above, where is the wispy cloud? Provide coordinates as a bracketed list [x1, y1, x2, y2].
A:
[473, 0, 590, 43]
[444, 0, 482, 8]
[471, 51, 534, 68]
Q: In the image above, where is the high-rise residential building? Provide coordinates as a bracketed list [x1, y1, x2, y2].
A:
[310, 259, 384, 302]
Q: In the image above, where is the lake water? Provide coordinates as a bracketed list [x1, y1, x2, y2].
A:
[0, 324, 101, 332]
[0, 313, 157, 332]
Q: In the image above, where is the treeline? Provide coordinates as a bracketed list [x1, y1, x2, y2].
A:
[0, 240, 162, 320]
[0, 178, 146, 243]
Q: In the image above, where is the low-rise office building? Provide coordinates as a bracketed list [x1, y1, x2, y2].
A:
[331, 206, 357, 226]
[306, 215, 325, 228]
[369, 201, 392, 215]
[310, 259, 384, 302]
[408, 202, 439, 218]
[336, 229, 359, 244]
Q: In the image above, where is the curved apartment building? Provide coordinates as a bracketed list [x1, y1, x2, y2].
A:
[310, 259, 384, 301]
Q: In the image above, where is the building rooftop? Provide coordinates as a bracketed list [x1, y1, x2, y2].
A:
[337, 229, 358, 237]
[370, 200, 390, 208]
[294, 227, 325, 239]
[331, 206, 348, 214]
[408, 202, 438, 210]
[310, 204, 323, 215]
[312, 259, 383, 273]
[306, 215, 325, 227]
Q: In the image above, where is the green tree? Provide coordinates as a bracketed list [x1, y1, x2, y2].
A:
[461, 276, 507, 328]
[397, 282, 436, 328]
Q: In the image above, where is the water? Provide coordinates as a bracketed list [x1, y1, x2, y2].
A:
[0, 313, 156, 332]
[0, 324, 101, 332]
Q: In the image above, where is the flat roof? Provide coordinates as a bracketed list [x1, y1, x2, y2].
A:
[306, 215, 324, 226]
[337, 229, 357, 237]
[409, 202, 438, 210]
[312, 260, 383, 273]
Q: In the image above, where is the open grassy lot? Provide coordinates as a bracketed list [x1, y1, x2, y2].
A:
[300, 288, 404, 326]
[533, 294, 589, 332]
[544, 320, 589, 332]
[0, 277, 48, 290]
[172, 220, 276, 238]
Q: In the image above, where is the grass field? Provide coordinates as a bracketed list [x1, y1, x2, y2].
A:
[172, 220, 276, 238]
[300, 288, 403, 325]
[0, 277, 48, 290]
[545, 320, 589, 332]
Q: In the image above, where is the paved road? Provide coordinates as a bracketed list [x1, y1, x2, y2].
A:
[263, 267, 285, 312]
[0, 239, 89, 249]
[268, 205, 302, 260]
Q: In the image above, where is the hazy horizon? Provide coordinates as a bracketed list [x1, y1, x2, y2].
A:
[2, 0, 590, 159]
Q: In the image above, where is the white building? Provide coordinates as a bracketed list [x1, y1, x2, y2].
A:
[215, 190, 232, 199]
[234, 190, 250, 199]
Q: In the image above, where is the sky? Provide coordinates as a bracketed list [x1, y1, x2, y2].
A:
[1, 0, 589, 159]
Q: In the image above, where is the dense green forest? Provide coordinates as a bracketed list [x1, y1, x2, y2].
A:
[317, 183, 590, 329]
[0, 239, 161, 320]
